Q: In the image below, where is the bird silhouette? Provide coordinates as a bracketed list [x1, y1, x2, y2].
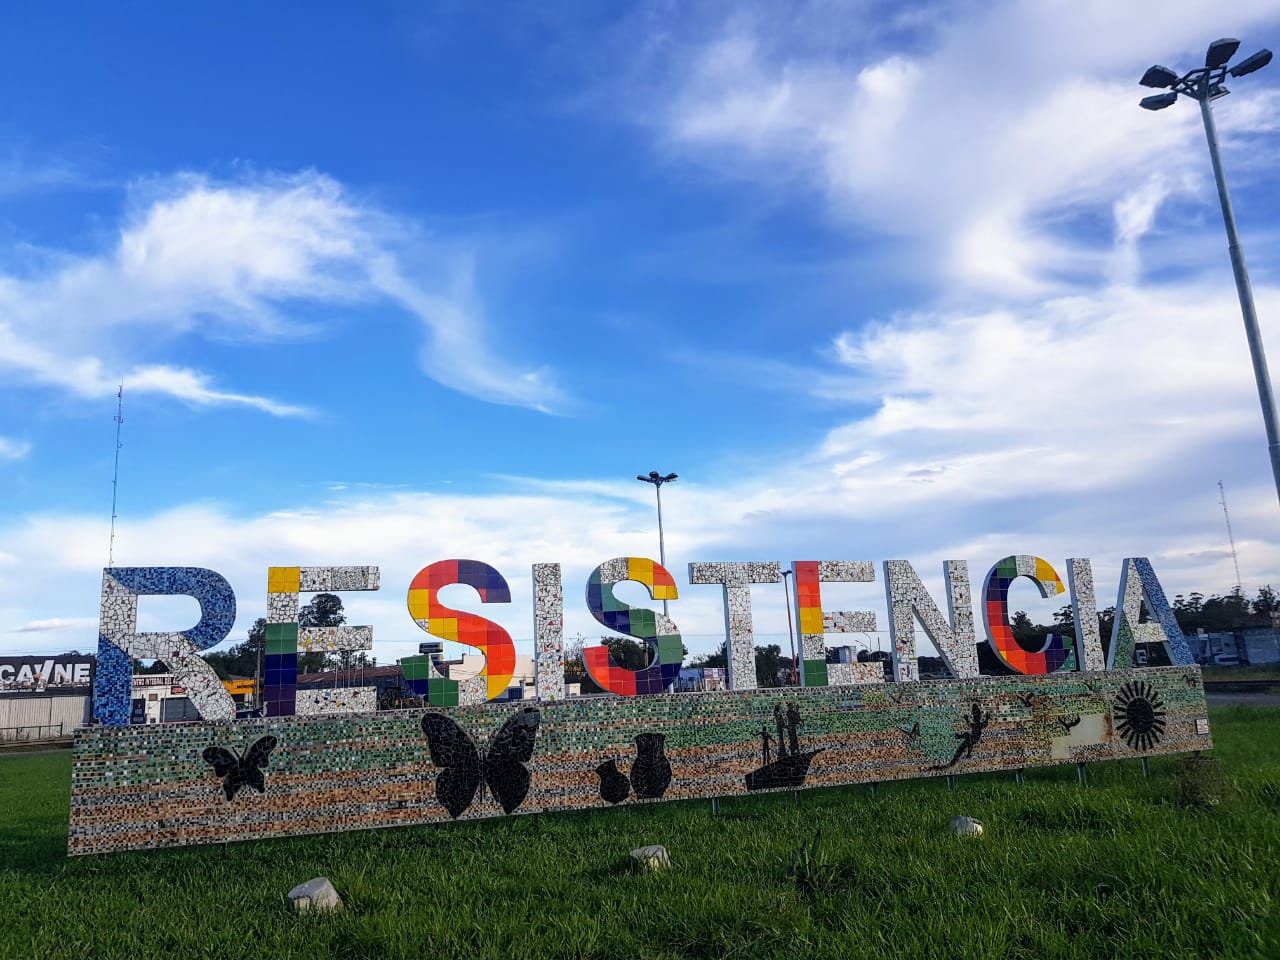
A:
[595, 759, 631, 804]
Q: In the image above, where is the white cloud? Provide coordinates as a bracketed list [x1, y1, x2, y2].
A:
[0, 171, 569, 415]
[0, 437, 30, 460]
[627, 0, 1280, 295]
[14, 617, 96, 633]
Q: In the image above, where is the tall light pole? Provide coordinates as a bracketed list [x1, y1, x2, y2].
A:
[1140, 39, 1280, 507]
[636, 470, 678, 616]
[780, 569, 799, 684]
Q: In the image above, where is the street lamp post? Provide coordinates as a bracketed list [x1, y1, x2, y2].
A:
[636, 470, 678, 616]
[1139, 39, 1280, 508]
[781, 569, 799, 685]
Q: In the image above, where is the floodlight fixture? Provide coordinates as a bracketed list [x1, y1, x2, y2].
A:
[1140, 92, 1178, 110]
[1231, 49, 1273, 77]
[1137, 36, 1280, 509]
[1206, 38, 1241, 69]
[1140, 65, 1178, 88]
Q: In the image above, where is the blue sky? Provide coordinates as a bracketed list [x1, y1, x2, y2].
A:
[4, 1, 1280, 667]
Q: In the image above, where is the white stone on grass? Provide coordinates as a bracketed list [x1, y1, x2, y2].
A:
[288, 876, 343, 912]
[950, 815, 983, 837]
[631, 845, 670, 870]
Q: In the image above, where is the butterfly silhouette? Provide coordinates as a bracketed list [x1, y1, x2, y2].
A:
[1056, 715, 1082, 733]
[421, 706, 541, 818]
[900, 721, 920, 741]
[201, 736, 278, 801]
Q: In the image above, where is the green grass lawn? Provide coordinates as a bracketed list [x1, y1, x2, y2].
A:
[2, 706, 1278, 960]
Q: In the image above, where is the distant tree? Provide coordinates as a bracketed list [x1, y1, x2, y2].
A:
[298, 593, 345, 673]
[1254, 585, 1278, 619]
[754, 644, 783, 687]
[1010, 611, 1039, 647]
[601, 636, 651, 671]
[1052, 605, 1076, 635]
[203, 617, 265, 680]
[690, 647, 727, 669]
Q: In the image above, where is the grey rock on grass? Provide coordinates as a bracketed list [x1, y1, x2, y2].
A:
[950, 815, 984, 837]
[288, 876, 343, 912]
[631, 845, 671, 870]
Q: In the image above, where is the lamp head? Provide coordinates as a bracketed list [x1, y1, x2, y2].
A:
[1140, 91, 1179, 111]
[1140, 65, 1179, 88]
[1230, 49, 1273, 77]
[1206, 38, 1241, 69]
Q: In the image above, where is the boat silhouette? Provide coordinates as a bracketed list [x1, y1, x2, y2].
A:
[746, 702, 821, 791]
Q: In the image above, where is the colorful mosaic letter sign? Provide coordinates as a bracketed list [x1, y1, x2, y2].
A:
[75, 553, 1210, 855]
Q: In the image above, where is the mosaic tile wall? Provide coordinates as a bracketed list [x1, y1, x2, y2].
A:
[791, 560, 878, 688]
[689, 562, 782, 690]
[264, 566, 379, 718]
[981, 556, 1076, 675]
[95, 568, 238, 725]
[407, 560, 515, 707]
[532, 563, 565, 701]
[1108, 558, 1195, 668]
[1066, 559, 1107, 672]
[68, 665, 1211, 855]
[884, 560, 979, 682]
[583, 558, 681, 695]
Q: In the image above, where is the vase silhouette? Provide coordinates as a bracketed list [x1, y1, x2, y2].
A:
[629, 733, 671, 799]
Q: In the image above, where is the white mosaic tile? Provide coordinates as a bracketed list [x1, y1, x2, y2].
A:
[883, 560, 979, 682]
[533, 563, 565, 702]
[689, 561, 781, 690]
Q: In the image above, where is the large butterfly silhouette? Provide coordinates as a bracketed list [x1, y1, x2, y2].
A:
[420, 707, 540, 818]
[201, 736, 278, 801]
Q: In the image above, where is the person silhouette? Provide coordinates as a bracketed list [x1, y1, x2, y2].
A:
[773, 704, 788, 759]
[786, 703, 803, 756]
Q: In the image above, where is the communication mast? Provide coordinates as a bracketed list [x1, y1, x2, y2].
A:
[108, 384, 124, 567]
[1218, 480, 1242, 591]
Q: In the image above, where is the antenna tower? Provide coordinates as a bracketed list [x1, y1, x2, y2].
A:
[109, 383, 124, 567]
[1218, 480, 1242, 591]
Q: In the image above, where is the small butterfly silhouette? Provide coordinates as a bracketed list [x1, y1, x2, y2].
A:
[421, 706, 541, 818]
[1056, 715, 1082, 733]
[901, 721, 921, 741]
[202, 736, 278, 801]
[1017, 694, 1037, 709]
[1183, 674, 1201, 688]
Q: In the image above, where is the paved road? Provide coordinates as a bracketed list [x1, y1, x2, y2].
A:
[1205, 691, 1280, 706]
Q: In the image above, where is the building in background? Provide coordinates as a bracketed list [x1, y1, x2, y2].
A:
[0, 655, 94, 742]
